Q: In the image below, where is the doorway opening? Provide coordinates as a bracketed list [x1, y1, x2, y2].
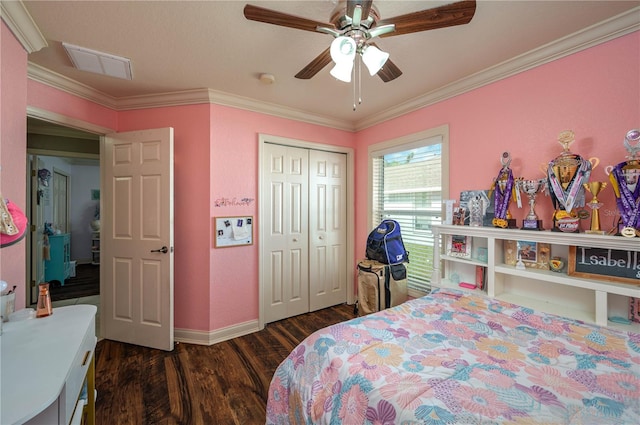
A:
[26, 117, 101, 325]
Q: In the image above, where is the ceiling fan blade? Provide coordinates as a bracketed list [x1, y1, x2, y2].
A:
[377, 60, 402, 82]
[347, 1, 373, 21]
[377, 0, 476, 37]
[295, 48, 332, 79]
[360, 1, 373, 21]
[244, 4, 335, 33]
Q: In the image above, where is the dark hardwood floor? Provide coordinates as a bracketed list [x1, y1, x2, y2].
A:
[50, 263, 100, 301]
[95, 303, 356, 424]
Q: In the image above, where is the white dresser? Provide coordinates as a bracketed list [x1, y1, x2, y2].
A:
[0, 305, 97, 425]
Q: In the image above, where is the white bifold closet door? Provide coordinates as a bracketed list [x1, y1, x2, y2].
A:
[262, 143, 347, 324]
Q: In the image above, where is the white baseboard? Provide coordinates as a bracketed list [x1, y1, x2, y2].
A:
[174, 319, 261, 346]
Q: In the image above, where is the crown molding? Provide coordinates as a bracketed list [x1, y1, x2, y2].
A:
[1, 0, 47, 53]
[27, 63, 356, 131]
[355, 6, 640, 131]
[116, 88, 355, 131]
[205, 89, 355, 131]
[24, 6, 639, 132]
[27, 106, 115, 135]
[28, 62, 119, 110]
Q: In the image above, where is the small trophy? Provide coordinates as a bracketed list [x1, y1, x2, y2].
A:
[517, 178, 547, 230]
[491, 152, 517, 228]
[584, 181, 607, 234]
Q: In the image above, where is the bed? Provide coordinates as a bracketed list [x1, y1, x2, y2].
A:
[266, 288, 640, 424]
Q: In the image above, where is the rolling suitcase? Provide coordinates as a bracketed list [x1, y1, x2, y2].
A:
[356, 259, 408, 316]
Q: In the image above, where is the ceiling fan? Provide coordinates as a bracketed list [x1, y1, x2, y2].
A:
[244, 0, 477, 83]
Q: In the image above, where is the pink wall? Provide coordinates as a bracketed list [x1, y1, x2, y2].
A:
[3, 16, 637, 336]
[1, 24, 28, 308]
[27, 82, 118, 130]
[355, 32, 640, 255]
[118, 105, 212, 331]
[21, 82, 354, 332]
[208, 105, 354, 330]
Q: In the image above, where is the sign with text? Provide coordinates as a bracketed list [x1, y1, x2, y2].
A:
[568, 246, 640, 285]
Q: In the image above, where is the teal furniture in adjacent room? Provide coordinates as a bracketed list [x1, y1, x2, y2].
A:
[45, 233, 71, 285]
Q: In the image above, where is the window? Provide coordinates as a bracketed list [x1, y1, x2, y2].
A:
[369, 126, 449, 295]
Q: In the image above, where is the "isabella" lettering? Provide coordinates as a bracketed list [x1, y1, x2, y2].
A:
[577, 247, 640, 270]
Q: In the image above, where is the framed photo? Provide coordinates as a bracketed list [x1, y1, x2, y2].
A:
[504, 240, 517, 265]
[459, 190, 494, 226]
[475, 247, 488, 263]
[516, 240, 550, 270]
[214, 216, 253, 248]
[446, 235, 472, 259]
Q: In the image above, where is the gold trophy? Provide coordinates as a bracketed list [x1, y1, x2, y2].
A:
[584, 181, 607, 234]
[546, 130, 597, 233]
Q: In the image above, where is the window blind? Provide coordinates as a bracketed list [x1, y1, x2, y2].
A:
[371, 138, 443, 293]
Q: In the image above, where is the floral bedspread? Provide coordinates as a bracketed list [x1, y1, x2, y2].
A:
[266, 288, 640, 425]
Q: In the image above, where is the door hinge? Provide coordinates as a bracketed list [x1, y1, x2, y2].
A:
[31, 280, 36, 288]
[31, 169, 36, 177]
[31, 224, 36, 232]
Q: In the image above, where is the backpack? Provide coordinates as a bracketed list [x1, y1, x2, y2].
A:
[365, 219, 409, 265]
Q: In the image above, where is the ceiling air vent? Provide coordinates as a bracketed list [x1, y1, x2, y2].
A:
[62, 42, 132, 80]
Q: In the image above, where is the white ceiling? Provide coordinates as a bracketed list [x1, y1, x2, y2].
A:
[15, 1, 640, 130]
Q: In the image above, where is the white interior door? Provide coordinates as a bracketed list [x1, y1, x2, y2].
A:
[262, 143, 309, 323]
[102, 128, 174, 351]
[262, 142, 348, 323]
[309, 150, 347, 311]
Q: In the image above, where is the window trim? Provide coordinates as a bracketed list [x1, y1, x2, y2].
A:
[367, 125, 450, 297]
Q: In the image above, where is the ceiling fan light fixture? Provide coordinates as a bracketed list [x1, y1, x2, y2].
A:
[330, 36, 356, 64]
[330, 62, 353, 82]
[362, 45, 389, 76]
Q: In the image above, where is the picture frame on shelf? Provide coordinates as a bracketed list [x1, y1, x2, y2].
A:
[475, 247, 488, 263]
[516, 240, 550, 270]
[504, 240, 517, 265]
[459, 190, 494, 226]
[446, 234, 472, 259]
[517, 240, 538, 262]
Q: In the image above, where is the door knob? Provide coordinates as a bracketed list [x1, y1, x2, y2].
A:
[151, 246, 168, 254]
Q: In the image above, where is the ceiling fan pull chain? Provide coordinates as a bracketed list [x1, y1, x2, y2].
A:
[353, 62, 357, 111]
[358, 57, 363, 106]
